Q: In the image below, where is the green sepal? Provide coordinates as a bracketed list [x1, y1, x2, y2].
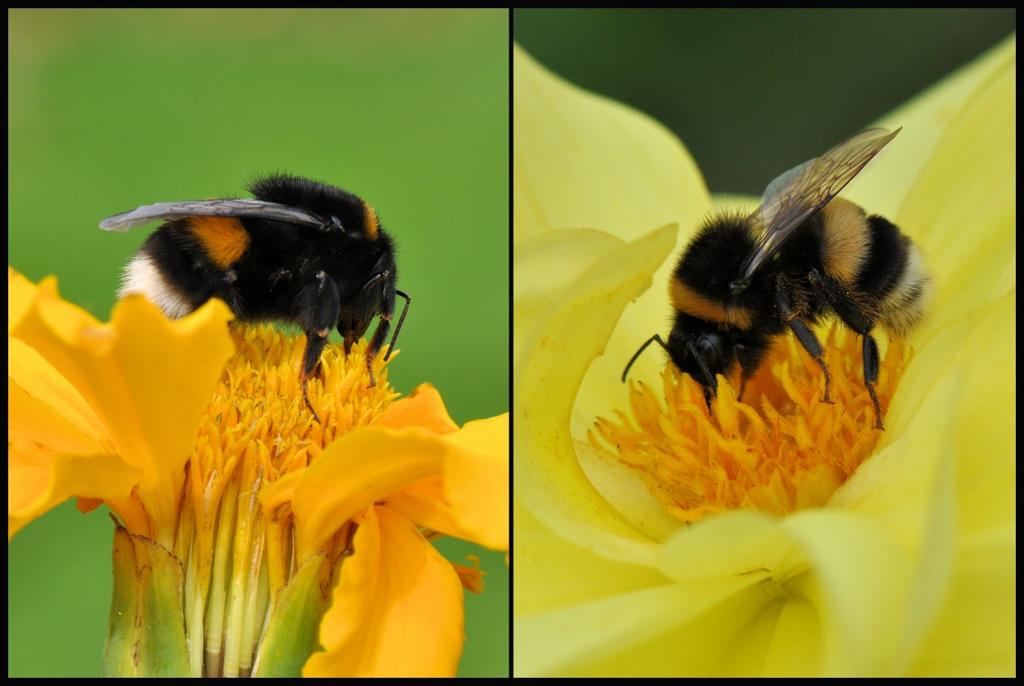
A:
[101, 518, 190, 676]
[251, 553, 329, 677]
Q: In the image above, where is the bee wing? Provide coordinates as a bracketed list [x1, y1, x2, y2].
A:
[735, 127, 901, 286]
[99, 199, 323, 231]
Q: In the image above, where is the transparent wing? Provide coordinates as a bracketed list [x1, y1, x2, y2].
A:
[734, 127, 901, 287]
[99, 199, 323, 231]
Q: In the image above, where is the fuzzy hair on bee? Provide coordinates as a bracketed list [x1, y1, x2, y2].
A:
[102, 174, 411, 421]
[622, 128, 931, 430]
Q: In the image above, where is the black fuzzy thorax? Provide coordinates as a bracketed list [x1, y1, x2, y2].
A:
[140, 175, 395, 328]
[675, 213, 803, 334]
[248, 174, 369, 238]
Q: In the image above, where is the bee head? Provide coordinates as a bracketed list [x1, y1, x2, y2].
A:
[336, 249, 397, 355]
[667, 316, 736, 397]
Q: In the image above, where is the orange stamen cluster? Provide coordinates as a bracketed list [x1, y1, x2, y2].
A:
[591, 324, 908, 523]
[174, 325, 398, 676]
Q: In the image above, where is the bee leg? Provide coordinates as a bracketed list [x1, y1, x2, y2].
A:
[862, 334, 884, 430]
[807, 269, 884, 429]
[734, 343, 766, 404]
[738, 370, 759, 403]
[300, 331, 331, 423]
[296, 272, 341, 423]
[777, 289, 833, 403]
[364, 313, 392, 388]
[362, 278, 397, 389]
[787, 319, 834, 403]
[702, 383, 716, 411]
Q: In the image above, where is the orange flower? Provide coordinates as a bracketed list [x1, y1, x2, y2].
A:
[8, 268, 507, 677]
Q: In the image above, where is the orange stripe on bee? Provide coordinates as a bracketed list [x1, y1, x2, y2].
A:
[363, 201, 379, 240]
[189, 216, 250, 268]
[821, 197, 869, 285]
[669, 279, 752, 329]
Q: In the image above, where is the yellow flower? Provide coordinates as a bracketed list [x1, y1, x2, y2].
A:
[8, 270, 508, 677]
[514, 37, 1014, 677]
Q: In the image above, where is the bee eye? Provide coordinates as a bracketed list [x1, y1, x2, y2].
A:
[697, 335, 718, 355]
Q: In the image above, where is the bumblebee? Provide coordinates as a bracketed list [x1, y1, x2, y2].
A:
[622, 128, 930, 429]
[101, 174, 411, 420]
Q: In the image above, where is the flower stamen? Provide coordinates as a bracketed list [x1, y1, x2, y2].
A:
[591, 324, 909, 523]
[175, 324, 399, 676]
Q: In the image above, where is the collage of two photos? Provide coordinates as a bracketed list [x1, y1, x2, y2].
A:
[9, 8, 1015, 678]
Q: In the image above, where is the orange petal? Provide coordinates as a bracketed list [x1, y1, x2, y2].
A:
[442, 414, 509, 551]
[373, 383, 458, 434]
[9, 343, 108, 456]
[385, 476, 467, 539]
[259, 469, 302, 515]
[290, 411, 509, 558]
[8, 441, 140, 539]
[303, 506, 464, 677]
[290, 428, 448, 559]
[8, 336, 139, 539]
[11, 281, 234, 545]
[8, 266, 38, 333]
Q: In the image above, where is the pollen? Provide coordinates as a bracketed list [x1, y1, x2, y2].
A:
[590, 324, 908, 524]
[174, 324, 398, 677]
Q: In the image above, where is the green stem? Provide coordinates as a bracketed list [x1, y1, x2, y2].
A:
[250, 553, 329, 677]
[101, 518, 190, 677]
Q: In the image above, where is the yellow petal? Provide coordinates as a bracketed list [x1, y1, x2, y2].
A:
[895, 294, 1012, 675]
[514, 45, 709, 242]
[516, 224, 678, 566]
[658, 515, 824, 674]
[722, 587, 824, 677]
[779, 510, 916, 675]
[303, 506, 464, 677]
[939, 297, 1015, 536]
[515, 571, 768, 676]
[442, 414, 509, 551]
[11, 283, 234, 545]
[513, 499, 668, 617]
[572, 439, 683, 543]
[515, 228, 625, 366]
[898, 53, 1014, 338]
[850, 294, 1013, 534]
[373, 383, 458, 434]
[659, 510, 801, 583]
[909, 525, 1015, 676]
[850, 36, 1015, 218]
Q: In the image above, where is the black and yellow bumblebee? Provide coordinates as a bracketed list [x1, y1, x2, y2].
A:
[101, 174, 410, 420]
[622, 128, 930, 429]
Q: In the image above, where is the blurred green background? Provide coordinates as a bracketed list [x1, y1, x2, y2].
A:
[515, 8, 1014, 194]
[9, 9, 508, 677]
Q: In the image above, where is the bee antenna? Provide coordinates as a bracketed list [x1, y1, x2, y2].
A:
[621, 334, 669, 382]
[383, 289, 411, 360]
